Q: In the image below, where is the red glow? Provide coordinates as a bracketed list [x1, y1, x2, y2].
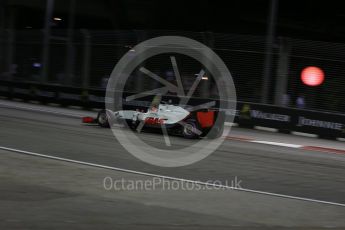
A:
[301, 66, 325, 86]
[82, 117, 94, 123]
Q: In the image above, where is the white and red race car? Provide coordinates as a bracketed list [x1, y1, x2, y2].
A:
[83, 102, 224, 139]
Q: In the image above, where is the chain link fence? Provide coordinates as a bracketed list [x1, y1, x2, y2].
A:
[1, 29, 345, 113]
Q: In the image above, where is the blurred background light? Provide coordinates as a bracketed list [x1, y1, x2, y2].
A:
[301, 66, 325, 86]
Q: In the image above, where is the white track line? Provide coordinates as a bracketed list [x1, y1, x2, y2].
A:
[251, 140, 303, 148]
[1, 145, 345, 207]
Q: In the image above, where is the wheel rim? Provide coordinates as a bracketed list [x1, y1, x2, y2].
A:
[183, 123, 195, 136]
[99, 113, 107, 124]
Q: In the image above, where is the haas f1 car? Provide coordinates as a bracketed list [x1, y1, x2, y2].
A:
[83, 102, 224, 139]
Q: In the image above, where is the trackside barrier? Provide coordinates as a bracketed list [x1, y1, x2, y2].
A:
[236, 102, 345, 139]
[1, 80, 345, 140]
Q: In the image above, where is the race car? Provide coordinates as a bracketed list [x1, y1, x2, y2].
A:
[82, 102, 224, 139]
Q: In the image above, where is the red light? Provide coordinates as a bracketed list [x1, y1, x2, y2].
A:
[82, 117, 94, 123]
[301, 66, 324, 86]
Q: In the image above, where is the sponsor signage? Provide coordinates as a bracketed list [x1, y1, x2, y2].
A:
[297, 116, 343, 130]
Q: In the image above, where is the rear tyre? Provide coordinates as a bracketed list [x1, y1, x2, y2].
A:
[182, 119, 200, 139]
[97, 109, 110, 128]
[207, 124, 224, 139]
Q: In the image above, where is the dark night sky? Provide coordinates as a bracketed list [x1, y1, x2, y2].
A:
[3, 0, 345, 43]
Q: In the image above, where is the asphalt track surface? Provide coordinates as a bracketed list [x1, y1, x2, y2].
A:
[1, 100, 345, 229]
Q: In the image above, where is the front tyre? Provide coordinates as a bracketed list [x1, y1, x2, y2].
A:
[126, 119, 139, 131]
[97, 109, 110, 128]
[182, 119, 200, 139]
